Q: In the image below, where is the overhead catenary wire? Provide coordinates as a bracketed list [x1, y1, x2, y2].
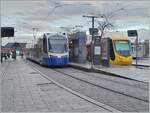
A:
[35, 5, 62, 27]
[34, 1, 92, 29]
[9, 1, 93, 33]
[106, 2, 134, 19]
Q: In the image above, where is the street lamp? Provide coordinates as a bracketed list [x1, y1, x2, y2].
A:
[32, 27, 38, 48]
[83, 15, 99, 69]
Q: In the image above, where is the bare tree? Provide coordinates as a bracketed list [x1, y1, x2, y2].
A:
[97, 15, 113, 42]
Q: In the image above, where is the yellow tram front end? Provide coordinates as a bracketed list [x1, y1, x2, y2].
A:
[110, 37, 133, 65]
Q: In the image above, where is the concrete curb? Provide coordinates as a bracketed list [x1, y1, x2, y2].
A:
[132, 64, 149, 67]
[69, 64, 145, 83]
[68, 64, 92, 72]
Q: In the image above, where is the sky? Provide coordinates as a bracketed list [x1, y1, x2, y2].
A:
[1, 0, 150, 45]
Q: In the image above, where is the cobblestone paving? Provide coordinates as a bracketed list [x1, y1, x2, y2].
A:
[31, 62, 149, 112]
[1, 60, 108, 112]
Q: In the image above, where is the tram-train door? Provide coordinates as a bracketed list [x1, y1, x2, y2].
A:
[109, 39, 115, 61]
[43, 36, 48, 57]
[69, 39, 79, 62]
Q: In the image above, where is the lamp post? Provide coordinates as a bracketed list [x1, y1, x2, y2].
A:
[32, 27, 38, 48]
[83, 15, 98, 69]
[135, 34, 139, 68]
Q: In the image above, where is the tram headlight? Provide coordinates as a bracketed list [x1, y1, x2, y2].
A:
[50, 55, 56, 58]
[49, 54, 68, 58]
[50, 55, 61, 58]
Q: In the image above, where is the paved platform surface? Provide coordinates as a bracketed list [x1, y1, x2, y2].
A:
[132, 58, 150, 67]
[69, 62, 150, 83]
[1, 59, 109, 112]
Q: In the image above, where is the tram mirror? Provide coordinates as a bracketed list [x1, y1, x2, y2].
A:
[127, 30, 137, 37]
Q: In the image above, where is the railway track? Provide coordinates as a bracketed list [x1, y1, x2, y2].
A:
[54, 67, 148, 90]
[53, 68, 149, 103]
[27, 61, 149, 112]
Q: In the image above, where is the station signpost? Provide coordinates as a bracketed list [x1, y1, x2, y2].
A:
[83, 15, 98, 69]
[127, 30, 138, 68]
[93, 36, 101, 65]
[1, 27, 15, 62]
[1, 27, 14, 38]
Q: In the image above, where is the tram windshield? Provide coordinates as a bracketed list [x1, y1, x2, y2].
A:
[114, 40, 131, 57]
[48, 37, 68, 53]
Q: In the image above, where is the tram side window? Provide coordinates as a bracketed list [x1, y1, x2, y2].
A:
[110, 39, 115, 60]
[43, 38, 47, 53]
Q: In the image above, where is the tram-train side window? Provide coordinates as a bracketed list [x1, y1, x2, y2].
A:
[43, 37, 47, 53]
[110, 39, 115, 60]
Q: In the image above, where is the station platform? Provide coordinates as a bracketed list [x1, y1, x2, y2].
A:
[1, 58, 113, 112]
[132, 58, 150, 67]
[69, 62, 150, 83]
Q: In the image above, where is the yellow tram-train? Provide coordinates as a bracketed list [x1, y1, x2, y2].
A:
[109, 37, 133, 65]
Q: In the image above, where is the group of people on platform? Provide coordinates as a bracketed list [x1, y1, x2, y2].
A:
[1, 49, 24, 62]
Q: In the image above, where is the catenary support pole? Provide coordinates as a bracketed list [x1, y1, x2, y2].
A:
[83, 15, 98, 69]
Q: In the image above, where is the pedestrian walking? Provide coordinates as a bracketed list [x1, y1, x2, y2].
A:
[7, 52, 11, 59]
[21, 51, 24, 59]
[1, 52, 4, 62]
[12, 49, 16, 60]
[4, 53, 7, 60]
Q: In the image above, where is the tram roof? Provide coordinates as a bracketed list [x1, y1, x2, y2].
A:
[43, 33, 67, 39]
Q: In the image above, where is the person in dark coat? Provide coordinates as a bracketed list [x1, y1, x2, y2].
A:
[1, 52, 4, 62]
[4, 53, 7, 60]
[21, 51, 24, 58]
[7, 52, 11, 59]
[12, 49, 16, 60]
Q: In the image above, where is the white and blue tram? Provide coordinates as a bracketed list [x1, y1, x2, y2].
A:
[27, 33, 69, 67]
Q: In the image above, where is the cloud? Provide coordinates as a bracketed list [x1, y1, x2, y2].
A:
[1, 0, 150, 34]
[1, 0, 150, 45]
